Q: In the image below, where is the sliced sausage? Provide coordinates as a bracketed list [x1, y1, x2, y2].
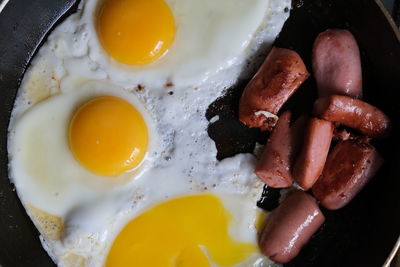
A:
[333, 127, 372, 143]
[239, 47, 309, 131]
[290, 114, 308, 159]
[255, 111, 294, 188]
[259, 191, 325, 264]
[313, 140, 383, 210]
[313, 94, 391, 139]
[312, 29, 362, 98]
[293, 118, 334, 190]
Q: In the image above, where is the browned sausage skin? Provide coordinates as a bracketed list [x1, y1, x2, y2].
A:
[313, 94, 391, 139]
[254, 111, 294, 188]
[259, 191, 325, 264]
[239, 47, 309, 131]
[312, 29, 362, 98]
[313, 140, 383, 210]
[293, 117, 334, 190]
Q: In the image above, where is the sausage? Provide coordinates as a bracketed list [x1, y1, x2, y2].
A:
[254, 111, 294, 188]
[313, 95, 391, 139]
[333, 127, 372, 143]
[312, 29, 362, 98]
[312, 140, 383, 210]
[293, 118, 334, 190]
[290, 114, 308, 159]
[259, 191, 325, 264]
[239, 47, 309, 131]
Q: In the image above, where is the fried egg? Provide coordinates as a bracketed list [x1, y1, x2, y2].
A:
[9, 81, 156, 217]
[7, 0, 291, 266]
[88, 0, 271, 87]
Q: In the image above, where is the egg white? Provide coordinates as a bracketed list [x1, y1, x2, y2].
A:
[8, 0, 291, 265]
[84, 0, 272, 88]
[8, 80, 158, 216]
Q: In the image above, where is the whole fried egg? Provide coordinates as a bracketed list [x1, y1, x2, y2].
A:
[7, 0, 291, 266]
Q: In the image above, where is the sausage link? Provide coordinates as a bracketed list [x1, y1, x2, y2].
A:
[259, 191, 325, 264]
[313, 94, 391, 139]
[239, 47, 309, 131]
[312, 140, 383, 210]
[312, 29, 362, 98]
[290, 114, 308, 159]
[255, 111, 294, 188]
[293, 118, 334, 190]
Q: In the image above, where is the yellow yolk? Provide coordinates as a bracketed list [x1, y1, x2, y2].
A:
[106, 194, 257, 267]
[69, 96, 148, 176]
[97, 0, 175, 65]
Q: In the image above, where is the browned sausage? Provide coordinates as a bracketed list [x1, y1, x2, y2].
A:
[293, 118, 334, 190]
[259, 191, 325, 264]
[313, 95, 391, 139]
[312, 140, 383, 210]
[254, 111, 294, 188]
[239, 47, 310, 131]
[333, 127, 372, 143]
[312, 29, 362, 98]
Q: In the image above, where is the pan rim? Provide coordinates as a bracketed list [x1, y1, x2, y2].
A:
[0, 0, 399, 265]
[0, 0, 11, 13]
[372, 2, 400, 265]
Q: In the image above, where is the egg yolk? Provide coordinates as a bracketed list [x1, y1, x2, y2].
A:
[69, 96, 148, 176]
[97, 0, 175, 65]
[106, 194, 257, 267]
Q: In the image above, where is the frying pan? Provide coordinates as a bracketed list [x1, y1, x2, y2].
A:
[0, 0, 399, 266]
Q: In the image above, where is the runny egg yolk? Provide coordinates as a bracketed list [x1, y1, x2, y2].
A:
[106, 194, 257, 267]
[69, 96, 148, 176]
[96, 0, 175, 65]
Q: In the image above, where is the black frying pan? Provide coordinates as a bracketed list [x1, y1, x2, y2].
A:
[1, 0, 400, 266]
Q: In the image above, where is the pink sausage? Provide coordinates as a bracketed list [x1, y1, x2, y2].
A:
[312, 29, 362, 98]
[313, 94, 391, 139]
[239, 47, 309, 131]
[290, 114, 308, 159]
[293, 118, 334, 190]
[254, 111, 294, 188]
[259, 191, 325, 264]
[313, 140, 383, 210]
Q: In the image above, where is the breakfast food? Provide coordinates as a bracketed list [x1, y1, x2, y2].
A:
[313, 94, 392, 138]
[312, 29, 363, 98]
[239, 47, 310, 131]
[293, 117, 334, 190]
[249, 28, 389, 264]
[313, 140, 384, 210]
[254, 111, 294, 188]
[259, 191, 325, 264]
[7, 0, 292, 266]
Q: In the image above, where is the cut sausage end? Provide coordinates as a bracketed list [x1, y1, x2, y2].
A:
[313, 140, 383, 210]
[293, 117, 334, 190]
[255, 111, 293, 188]
[239, 47, 309, 131]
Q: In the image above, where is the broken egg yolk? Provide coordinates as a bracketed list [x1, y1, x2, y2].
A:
[106, 194, 257, 266]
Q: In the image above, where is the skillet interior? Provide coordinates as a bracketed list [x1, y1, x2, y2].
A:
[208, 0, 400, 266]
[0, 0, 399, 266]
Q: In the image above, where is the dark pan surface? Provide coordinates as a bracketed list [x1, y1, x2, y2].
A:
[208, 0, 400, 266]
[0, 1, 78, 266]
[1, 0, 400, 266]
